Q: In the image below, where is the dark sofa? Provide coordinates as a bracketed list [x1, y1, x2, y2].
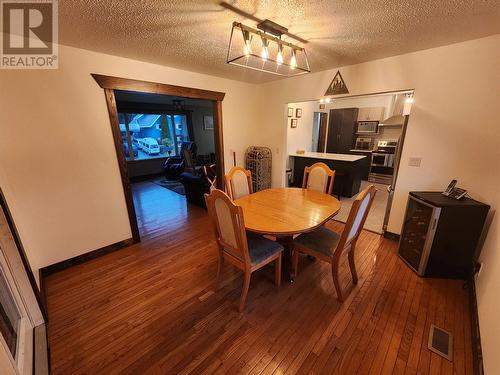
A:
[180, 171, 210, 208]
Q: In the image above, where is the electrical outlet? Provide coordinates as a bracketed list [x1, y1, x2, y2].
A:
[409, 157, 422, 167]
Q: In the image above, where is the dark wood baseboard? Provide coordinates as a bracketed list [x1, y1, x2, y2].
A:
[467, 276, 484, 375]
[40, 238, 134, 278]
[38, 270, 48, 321]
[383, 231, 400, 241]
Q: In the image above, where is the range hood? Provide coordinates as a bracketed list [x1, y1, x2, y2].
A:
[380, 95, 405, 126]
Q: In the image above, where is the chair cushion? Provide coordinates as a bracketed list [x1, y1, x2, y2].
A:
[294, 226, 341, 257]
[247, 232, 283, 265]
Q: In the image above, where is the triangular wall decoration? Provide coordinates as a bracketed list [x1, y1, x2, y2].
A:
[325, 70, 349, 95]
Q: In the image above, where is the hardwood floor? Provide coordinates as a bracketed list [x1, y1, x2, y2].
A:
[44, 182, 473, 374]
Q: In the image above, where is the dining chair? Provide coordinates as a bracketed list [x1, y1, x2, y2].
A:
[204, 189, 283, 312]
[292, 184, 377, 301]
[203, 163, 217, 191]
[302, 162, 335, 194]
[224, 166, 253, 200]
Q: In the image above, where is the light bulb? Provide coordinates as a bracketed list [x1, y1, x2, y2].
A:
[290, 49, 297, 69]
[243, 31, 251, 56]
[277, 44, 284, 65]
[261, 47, 268, 60]
[260, 36, 269, 60]
[325, 98, 331, 103]
[320, 98, 325, 103]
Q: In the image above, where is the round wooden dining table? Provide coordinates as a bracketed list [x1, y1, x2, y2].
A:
[234, 187, 341, 281]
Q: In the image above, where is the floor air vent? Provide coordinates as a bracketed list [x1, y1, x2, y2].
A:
[428, 324, 453, 361]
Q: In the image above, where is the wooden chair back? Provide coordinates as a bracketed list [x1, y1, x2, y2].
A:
[203, 164, 217, 191]
[335, 184, 377, 256]
[302, 162, 335, 194]
[224, 166, 253, 200]
[182, 145, 196, 173]
[204, 189, 251, 266]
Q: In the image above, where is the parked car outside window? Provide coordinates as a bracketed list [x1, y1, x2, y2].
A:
[141, 138, 160, 155]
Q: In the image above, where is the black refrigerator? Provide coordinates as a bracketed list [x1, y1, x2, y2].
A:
[398, 192, 489, 279]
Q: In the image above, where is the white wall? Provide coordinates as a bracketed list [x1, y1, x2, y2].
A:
[0, 44, 261, 277]
[286, 102, 318, 157]
[256, 34, 500, 374]
[476, 199, 500, 375]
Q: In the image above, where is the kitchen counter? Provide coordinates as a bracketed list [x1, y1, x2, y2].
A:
[290, 152, 367, 198]
[290, 152, 367, 162]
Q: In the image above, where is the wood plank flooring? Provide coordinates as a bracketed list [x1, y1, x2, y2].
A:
[44, 181, 473, 374]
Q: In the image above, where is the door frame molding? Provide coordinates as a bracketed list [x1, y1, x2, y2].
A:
[92, 74, 226, 242]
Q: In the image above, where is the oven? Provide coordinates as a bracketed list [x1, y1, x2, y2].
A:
[369, 140, 398, 184]
[371, 152, 395, 167]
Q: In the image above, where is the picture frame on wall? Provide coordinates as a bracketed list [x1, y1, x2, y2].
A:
[203, 115, 214, 130]
[296, 108, 302, 118]
[291, 118, 298, 128]
[287, 107, 293, 117]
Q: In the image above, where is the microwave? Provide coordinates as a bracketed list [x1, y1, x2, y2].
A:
[357, 121, 379, 134]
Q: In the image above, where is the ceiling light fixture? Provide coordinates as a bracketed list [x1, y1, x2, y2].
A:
[226, 21, 310, 77]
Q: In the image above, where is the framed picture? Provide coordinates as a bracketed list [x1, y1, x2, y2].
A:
[291, 118, 298, 128]
[295, 108, 302, 118]
[203, 115, 214, 130]
[319, 104, 325, 110]
[287, 107, 293, 117]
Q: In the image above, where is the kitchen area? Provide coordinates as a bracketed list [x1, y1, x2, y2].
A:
[286, 91, 413, 233]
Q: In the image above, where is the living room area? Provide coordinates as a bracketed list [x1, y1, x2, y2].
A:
[114, 89, 220, 239]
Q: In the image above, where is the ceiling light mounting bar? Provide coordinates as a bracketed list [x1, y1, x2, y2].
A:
[233, 22, 304, 51]
[219, 1, 308, 44]
[257, 19, 288, 37]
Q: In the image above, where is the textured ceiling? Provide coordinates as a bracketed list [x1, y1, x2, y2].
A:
[59, 0, 500, 83]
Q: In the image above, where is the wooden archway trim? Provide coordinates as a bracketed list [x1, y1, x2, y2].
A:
[92, 74, 225, 101]
[92, 73, 225, 243]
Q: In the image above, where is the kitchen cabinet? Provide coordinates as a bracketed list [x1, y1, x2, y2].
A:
[326, 108, 359, 154]
[291, 152, 367, 197]
[348, 150, 371, 179]
[357, 107, 385, 121]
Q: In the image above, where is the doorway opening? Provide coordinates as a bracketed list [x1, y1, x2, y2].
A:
[116, 91, 220, 238]
[93, 75, 225, 242]
[286, 90, 414, 234]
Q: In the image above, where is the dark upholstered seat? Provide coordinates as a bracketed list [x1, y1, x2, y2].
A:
[294, 227, 341, 257]
[246, 233, 284, 265]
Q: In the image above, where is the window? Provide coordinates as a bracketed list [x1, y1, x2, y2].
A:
[0, 268, 21, 358]
[119, 113, 188, 161]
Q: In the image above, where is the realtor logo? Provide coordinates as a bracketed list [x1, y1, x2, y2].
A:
[1, 0, 58, 69]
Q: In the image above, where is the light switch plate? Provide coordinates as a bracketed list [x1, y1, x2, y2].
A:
[409, 157, 422, 167]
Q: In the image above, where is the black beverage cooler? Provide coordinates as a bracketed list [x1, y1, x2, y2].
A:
[398, 192, 489, 279]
